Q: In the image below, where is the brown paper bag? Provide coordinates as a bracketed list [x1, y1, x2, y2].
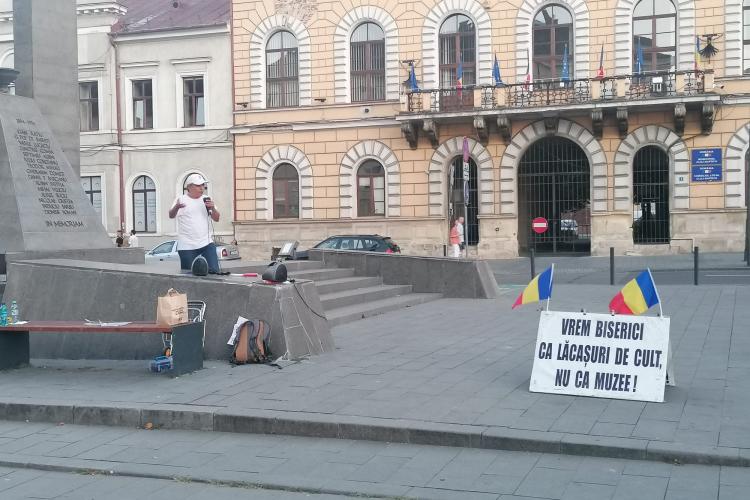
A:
[156, 288, 188, 326]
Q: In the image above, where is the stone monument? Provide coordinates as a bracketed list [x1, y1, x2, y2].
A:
[13, 0, 80, 175]
[0, 69, 112, 273]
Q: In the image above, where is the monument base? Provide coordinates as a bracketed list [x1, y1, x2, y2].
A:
[1, 247, 145, 274]
[3, 259, 333, 361]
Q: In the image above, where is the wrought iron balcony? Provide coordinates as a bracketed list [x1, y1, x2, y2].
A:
[398, 70, 718, 148]
[404, 70, 710, 113]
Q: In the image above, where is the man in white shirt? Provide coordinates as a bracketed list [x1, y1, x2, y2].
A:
[168, 173, 221, 273]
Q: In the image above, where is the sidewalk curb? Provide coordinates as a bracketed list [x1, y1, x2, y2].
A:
[1, 400, 748, 468]
[0, 455, 411, 500]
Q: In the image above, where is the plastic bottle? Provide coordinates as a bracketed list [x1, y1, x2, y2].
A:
[0, 304, 7, 326]
[9, 301, 18, 325]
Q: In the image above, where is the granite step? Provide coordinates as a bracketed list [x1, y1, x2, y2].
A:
[313, 275, 383, 295]
[319, 284, 413, 310]
[325, 293, 442, 327]
[289, 267, 355, 281]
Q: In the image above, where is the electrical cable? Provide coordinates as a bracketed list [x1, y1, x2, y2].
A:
[290, 280, 327, 320]
[205, 198, 226, 275]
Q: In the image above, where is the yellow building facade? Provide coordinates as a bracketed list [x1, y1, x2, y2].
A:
[230, 0, 750, 259]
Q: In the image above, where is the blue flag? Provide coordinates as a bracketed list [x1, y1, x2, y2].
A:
[408, 62, 419, 92]
[635, 38, 644, 76]
[492, 54, 503, 87]
[560, 44, 570, 83]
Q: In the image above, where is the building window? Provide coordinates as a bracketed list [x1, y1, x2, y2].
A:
[132, 79, 153, 129]
[132, 175, 157, 233]
[79, 82, 99, 131]
[182, 173, 208, 194]
[439, 14, 475, 110]
[357, 160, 385, 217]
[532, 5, 573, 80]
[266, 31, 299, 108]
[744, 0, 750, 73]
[351, 22, 385, 102]
[633, 0, 676, 73]
[80, 175, 102, 215]
[183, 76, 205, 127]
[273, 163, 300, 218]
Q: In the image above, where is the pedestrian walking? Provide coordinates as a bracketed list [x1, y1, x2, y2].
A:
[450, 216, 465, 258]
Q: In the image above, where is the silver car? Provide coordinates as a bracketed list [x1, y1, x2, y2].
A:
[145, 240, 240, 263]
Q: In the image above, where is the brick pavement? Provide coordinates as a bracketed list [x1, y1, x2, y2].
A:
[0, 284, 749, 468]
[0, 421, 748, 499]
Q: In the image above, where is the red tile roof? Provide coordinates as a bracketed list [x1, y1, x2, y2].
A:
[114, 0, 229, 34]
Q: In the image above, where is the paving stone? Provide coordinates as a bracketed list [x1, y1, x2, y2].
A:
[611, 475, 668, 500]
[515, 467, 576, 499]
[561, 482, 616, 500]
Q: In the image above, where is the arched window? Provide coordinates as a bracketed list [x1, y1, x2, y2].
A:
[182, 173, 208, 194]
[357, 160, 385, 216]
[632, 0, 676, 73]
[532, 5, 573, 80]
[132, 175, 156, 233]
[266, 31, 299, 108]
[633, 146, 670, 244]
[439, 14, 475, 109]
[273, 163, 300, 218]
[351, 22, 385, 102]
[744, 0, 750, 73]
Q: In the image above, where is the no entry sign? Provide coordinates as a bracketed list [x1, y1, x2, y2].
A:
[532, 217, 548, 234]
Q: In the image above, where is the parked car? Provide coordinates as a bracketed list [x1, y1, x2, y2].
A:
[144, 240, 240, 263]
[294, 235, 400, 259]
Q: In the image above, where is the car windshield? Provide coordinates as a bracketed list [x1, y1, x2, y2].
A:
[151, 242, 174, 254]
[315, 238, 339, 249]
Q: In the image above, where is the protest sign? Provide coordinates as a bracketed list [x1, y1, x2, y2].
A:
[529, 311, 670, 402]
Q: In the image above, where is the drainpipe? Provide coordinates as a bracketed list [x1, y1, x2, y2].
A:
[111, 34, 125, 231]
[227, 8, 238, 225]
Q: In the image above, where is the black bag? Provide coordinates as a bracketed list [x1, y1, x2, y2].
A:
[230, 319, 272, 364]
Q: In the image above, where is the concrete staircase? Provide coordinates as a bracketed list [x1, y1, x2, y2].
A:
[283, 261, 442, 327]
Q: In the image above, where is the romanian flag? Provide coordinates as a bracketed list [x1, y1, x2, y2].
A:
[609, 270, 660, 315]
[456, 60, 463, 98]
[512, 265, 554, 309]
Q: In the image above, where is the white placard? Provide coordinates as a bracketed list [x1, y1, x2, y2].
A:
[529, 311, 670, 403]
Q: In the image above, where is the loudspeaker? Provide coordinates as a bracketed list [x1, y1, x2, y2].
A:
[262, 261, 287, 282]
[191, 255, 209, 276]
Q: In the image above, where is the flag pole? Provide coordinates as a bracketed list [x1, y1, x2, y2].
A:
[648, 267, 663, 317]
[547, 263, 554, 311]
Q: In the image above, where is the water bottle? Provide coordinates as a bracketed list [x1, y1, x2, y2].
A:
[10, 301, 18, 324]
[0, 304, 7, 326]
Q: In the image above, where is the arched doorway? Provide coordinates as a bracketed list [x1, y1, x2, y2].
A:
[448, 155, 479, 246]
[518, 137, 590, 253]
[632, 146, 670, 244]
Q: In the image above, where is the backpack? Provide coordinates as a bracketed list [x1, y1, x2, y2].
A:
[230, 319, 272, 364]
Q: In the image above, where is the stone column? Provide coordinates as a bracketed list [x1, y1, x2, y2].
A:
[13, 0, 80, 176]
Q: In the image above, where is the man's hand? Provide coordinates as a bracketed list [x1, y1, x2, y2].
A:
[168, 201, 186, 219]
[204, 199, 215, 211]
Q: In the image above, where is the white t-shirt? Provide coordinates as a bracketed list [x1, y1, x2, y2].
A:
[173, 194, 215, 250]
[457, 222, 465, 243]
[128, 234, 139, 248]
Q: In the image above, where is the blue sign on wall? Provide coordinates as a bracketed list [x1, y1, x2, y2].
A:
[691, 148, 722, 182]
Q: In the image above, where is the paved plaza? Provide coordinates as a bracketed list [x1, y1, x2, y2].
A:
[1, 277, 750, 497]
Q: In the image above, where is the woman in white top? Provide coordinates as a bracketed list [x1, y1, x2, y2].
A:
[168, 173, 221, 273]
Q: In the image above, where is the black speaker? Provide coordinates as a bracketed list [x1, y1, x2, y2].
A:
[262, 261, 287, 282]
[191, 255, 208, 276]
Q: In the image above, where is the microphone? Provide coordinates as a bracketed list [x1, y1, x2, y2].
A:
[204, 196, 212, 215]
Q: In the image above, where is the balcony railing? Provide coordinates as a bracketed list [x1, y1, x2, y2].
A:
[403, 70, 712, 114]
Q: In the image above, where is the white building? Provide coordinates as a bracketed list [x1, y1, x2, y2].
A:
[0, 0, 234, 248]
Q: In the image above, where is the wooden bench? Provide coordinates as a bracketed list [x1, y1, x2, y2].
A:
[0, 321, 204, 376]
